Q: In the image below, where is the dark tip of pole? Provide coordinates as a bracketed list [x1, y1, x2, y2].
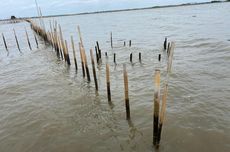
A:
[124, 41, 126, 47]
[113, 53, 116, 63]
[130, 53, 133, 62]
[164, 37, 167, 50]
[139, 52, 141, 62]
[105, 52, 107, 57]
[129, 40, 131, 47]
[158, 54, 161, 61]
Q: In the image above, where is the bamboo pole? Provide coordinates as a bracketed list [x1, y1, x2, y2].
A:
[90, 49, 98, 91]
[13, 29, 21, 53]
[83, 47, 91, 81]
[153, 69, 161, 145]
[71, 36, 78, 70]
[79, 42, 85, 77]
[95, 46, 99, 64]
[58, 25, 66, 61]
[57, 35, 64, 60]
[77, 26, 84, 47]
[96, 41, 101, 59]
[106, 63, 111, 102]
[167, 42, 175, 74]
[2, 33, 8, 52]
[33, 32, 39, 48]
[157, 83, 168, 145]
[25, 27, 32, 50]
[123, 64, 130, 120]
[64, 40, 71, 65]
[124, 41, 126, 47]
[110, 32, 113, 48]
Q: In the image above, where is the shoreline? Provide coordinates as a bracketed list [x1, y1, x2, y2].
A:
[0, 1, 229, 21]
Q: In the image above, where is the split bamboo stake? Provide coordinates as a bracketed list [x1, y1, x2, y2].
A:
[153, 69, 160, 145]
[2, 33, 8, 52]
[106, 63, 111, 102]
[79, 42, 85, 77]
[13, 29, 21, 53]
[25, 27, 32, 50]
[71, 36, 78, 70]
[64, 40, 71, 65]
[157, 83, 168, 145]
[123, 64, 130, 120]
[57, 35, 63, 60]
[90, 49, 98, 91]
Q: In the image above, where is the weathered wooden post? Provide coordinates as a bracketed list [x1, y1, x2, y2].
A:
[130, 53, 133, 63]
[13, 29, 21, 53]
[2, 33, 8, 52]
[110, 32, 113, 48]
[64, 40, 71, 65]
[90, 49, 98, 91]
[129, 40, 131, 47]
[164, 37, 167, 50]
[106, 63, 111, 102]
[79, 42, 85, 77]
[139, 52, 141, 62]
[113, 53, 116, 63]
[153, 69, 160, 146]
[33, 32, 39, 48]
[123, 64, 130, 120]
[25, 27, 32, 50]
[71, 36, 78, 70]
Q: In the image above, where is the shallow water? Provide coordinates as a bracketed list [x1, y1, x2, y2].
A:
[0, 2, 230, 152]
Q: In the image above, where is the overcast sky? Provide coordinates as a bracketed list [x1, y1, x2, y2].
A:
[0, 0, 210, 19]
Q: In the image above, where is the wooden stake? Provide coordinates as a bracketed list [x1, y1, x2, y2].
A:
[110, 32, 113, 48]
[124, 41, 126, 47]
[64, 40, 71, 65]
[82, 46, 91, 81]
[2, 33, 8, 52]
[90, 49, 98, 91]
[106, 63, 111, 102]
[71, 36, 78, 70]
[153, 69, 160, 145]
[157, 83, 168, 145]
[164, 37, 167, 50]
[25, 27, 32, 50]
[167, 42, 175, 74]
[95, 46, 99, 64]
[96, 41, 101, 59]
[13, 29, 21, 53]
[129, 40, 131, 47]
[123, 64, 130, 120]
[33, 32, 39, 48]
[158, 54, 161, 62]
[77, 26, 84, 47]
[79, 42, 85, 77]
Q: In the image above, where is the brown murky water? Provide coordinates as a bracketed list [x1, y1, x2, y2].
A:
[0, 2, 230, 152]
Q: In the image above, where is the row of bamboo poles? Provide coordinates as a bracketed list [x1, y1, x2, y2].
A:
[26, 19, 175, 148]
[1, 27, 39, 55]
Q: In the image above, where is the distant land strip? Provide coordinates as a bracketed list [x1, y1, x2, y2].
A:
[0, 1, 229, 21]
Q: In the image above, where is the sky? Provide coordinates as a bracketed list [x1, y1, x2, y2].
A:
[0, 0, 211, 19]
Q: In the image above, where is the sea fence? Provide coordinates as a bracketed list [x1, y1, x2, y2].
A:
[0, 18, 175, 148]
